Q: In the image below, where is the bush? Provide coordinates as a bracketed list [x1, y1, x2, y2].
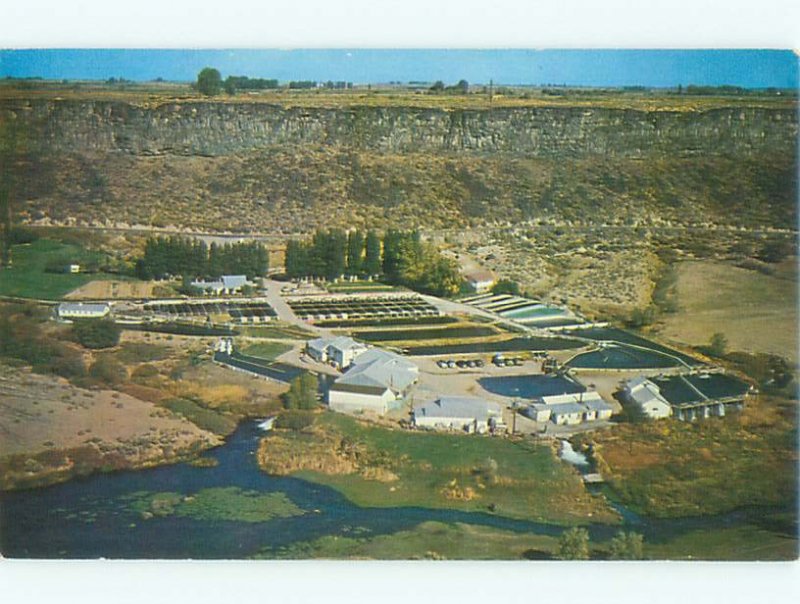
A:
[282, 373, 319, 410]
[72, 319, 121, 349]
[275, 410, 316, 431]
[608, 531, 644, 560]
[89, 356, 128, 386]
[491, 279, 521, 296]
[556, 527, 590, 560]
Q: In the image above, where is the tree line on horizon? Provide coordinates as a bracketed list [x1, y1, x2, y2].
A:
[284, 228, 461, 297]
[134, 236, 269, 281]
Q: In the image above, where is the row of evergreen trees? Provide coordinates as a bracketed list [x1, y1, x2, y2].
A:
[284, 229, 461, 297]
[134, 236, 269, 280]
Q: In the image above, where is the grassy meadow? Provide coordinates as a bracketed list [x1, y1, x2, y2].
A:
[258, 412, 619, 526]
[0, 239, 122, 300]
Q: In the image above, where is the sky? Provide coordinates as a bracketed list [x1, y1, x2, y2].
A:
[0, 49, 797, 88]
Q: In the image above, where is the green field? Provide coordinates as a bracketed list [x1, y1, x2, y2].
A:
[240, 341, 293, 361]
[0, 239, 121, 300]
[238, 323, 315, 340]
[259, 412, 618, 525]
[262, 521, 560, 560]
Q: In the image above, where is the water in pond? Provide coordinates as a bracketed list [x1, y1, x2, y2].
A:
[480, 374, 585, 399]
[0, 421, 791, 558]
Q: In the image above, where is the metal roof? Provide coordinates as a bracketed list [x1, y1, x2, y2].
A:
[221, 275, 249, 288]
[415, 396, 501, 421]
[549, 402, 587, 416]
[58, 303, 109, 314]
[335, 349, 418, 394]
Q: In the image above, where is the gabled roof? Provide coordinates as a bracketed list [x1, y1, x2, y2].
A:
[624, 377, 670, 408]
[221, 275, 249, 289]
[191, 279, 224, 290]
[549, 402, 587, 416]
[58, 302, 110, 314]
[334, 348, 418, 394]
[540, 391, 604, 406]
[415, 396, 501, 421]
[308, 336, 367, 355]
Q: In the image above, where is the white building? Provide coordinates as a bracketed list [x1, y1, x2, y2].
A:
[620, 376, 672, 419]
[523, 391, 614, 425]
[306, 336, 369, 370]
[413, 396, 504, 434]
[328, 349, 418, 415]
[191, 274, 252, 295]
[463, 269, 496, 294]
[57, 302, 111, 320]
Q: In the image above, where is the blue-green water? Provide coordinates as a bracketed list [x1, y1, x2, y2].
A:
[0, 421, 791, 559]
[479, 374, 585, 399]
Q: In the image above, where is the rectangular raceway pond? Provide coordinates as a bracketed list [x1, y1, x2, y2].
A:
[316, 316, 458, 328]
[404, 336, 584, 356]
[479, 374, 586, 399]
[145, 301, 277, 318]
[120, 322, 239, 336]
[214, 351, 305, 383]
[353, 326, 498, 342]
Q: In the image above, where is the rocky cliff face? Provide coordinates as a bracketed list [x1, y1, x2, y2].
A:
[4, 99, 797, 158]
[2, 98, 797, 232]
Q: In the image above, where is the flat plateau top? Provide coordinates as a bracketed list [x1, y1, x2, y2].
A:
[1, 81, 797, 112]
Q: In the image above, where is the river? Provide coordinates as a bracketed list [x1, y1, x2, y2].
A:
[0, 421, 789, 559]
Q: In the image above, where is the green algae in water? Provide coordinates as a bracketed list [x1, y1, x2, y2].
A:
[121, 487, 304, 523]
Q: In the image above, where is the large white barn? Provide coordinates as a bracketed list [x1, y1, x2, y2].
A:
[57, 302, 111, 320]
[327, 349, 419, 415]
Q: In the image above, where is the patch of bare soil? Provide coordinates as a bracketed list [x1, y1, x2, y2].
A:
[0, 364, 221, 489]
[658, 260, 798, 363]
[64, 280, 159, 300]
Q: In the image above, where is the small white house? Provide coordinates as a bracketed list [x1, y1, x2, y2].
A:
[191, 274, 252, 295]
[620, 376, 672, 419]
[306, 336, 369, 370]
[549, 402, 587, 425]
[57, 302, 111, 320]
[328, 349, 418, 415]
[413, 396, 504, 434]
[523, 391, 613, 425]
[69, 263, 81, 274]
[463, 269, 496, 294]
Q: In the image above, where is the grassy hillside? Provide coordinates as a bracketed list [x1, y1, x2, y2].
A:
[13, 148, 797, 232]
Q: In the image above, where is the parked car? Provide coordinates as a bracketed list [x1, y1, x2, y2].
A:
[475, 359, 485, 367]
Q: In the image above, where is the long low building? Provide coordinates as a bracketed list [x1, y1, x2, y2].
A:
[413, 396, 505, 434]
[328, 349, 419, 415]
[524, 391, 614, 425]
[57, 302, 111, 320]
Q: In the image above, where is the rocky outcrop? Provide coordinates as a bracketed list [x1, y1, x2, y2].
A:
[3, 99, 797, 158]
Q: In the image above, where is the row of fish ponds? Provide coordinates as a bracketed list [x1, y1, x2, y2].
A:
[353, 325, 498, 342]
[288, 295, 440, 321]
[143, 300, 277, 319]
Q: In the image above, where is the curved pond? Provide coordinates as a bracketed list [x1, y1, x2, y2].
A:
[0, 421, 789, 559]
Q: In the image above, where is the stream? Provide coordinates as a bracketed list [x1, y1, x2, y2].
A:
[0, 421, 789, 558]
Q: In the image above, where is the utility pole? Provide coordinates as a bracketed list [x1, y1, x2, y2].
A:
[489, 79, 494, 105]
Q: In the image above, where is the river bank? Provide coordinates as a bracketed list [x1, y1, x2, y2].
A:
[1, 419, 796, 559]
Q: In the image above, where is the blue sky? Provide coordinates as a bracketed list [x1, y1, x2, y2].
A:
[0, 49, 797, 88]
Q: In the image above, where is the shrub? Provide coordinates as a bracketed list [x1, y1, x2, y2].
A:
[275, 410, 316, 431]
[72, 319, 121, 349]
[89, 356, 128, 386]
[556, 527, 590, 560]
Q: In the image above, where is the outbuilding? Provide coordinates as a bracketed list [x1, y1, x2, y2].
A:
[413, 396, 504, 434]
